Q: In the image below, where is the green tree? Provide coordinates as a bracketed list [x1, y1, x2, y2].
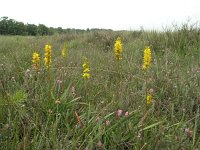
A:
[0, 17, 9, 34]
[37, 24, 49, 35]
[26, 24, 38, 35]
[15, 21, 26, 35]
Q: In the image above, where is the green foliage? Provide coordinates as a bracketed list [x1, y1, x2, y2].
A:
[0, 17, 112, 36]
[37, 24, 50, 35]
[26, 24, 38, 35]
[0, 17, 26, 35]
[11, 90, 27, 104]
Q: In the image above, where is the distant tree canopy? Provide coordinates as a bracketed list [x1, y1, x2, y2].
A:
[0, 17, 113, 36]
[0, 17, 52, 35]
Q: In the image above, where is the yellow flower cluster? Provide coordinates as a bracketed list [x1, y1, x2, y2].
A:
[82, 58, 90, 79]
[146, 93, 152, 105]
[114, 37, 123, 61]
[62, 43, 67, 59]
[142, 47, 152, 70]
[32, 52, 40, 71]
[44, 44, 52, 69]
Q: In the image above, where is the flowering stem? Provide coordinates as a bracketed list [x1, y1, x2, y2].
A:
[82, 57, 90, 100]
[44, 44, 52, 101]
[115, 61, 122, 107]
[84, 80, 88, 101]
[145, 71, 148, 109]
[113, 37, 123, 105]
[48, 68, 52, 100]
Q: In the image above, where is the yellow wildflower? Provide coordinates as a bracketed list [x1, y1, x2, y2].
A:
[82, 58, 90, 79]
[83, 73, 90, 79]
[146, 93, 152, 105]
[114, 37, 123, 61]
[62, 43, 67, 59]
[32, 52, 40, 71]
[142, 47, 152, 70]
[44, 44, 52, 69]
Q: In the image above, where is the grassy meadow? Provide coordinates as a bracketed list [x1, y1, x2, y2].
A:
[0, 24, 200, 149]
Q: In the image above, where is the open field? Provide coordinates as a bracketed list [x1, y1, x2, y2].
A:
[0, 25, 200, 149]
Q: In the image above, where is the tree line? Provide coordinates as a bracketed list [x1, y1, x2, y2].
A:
[0, 17, 90, 36]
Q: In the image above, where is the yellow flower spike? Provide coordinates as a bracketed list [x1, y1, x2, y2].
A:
[82, 58, 90, 79]
[44, 44, 52, 69]
[146, 93, 152, 105]
[32, 52, 40, 71]
[83, 68, 90, 73]
[62, 43, 67, 59]
[114, 37, 123, 61]
[45, 44, 51, 52]
[83, 73, 90, 79]
[142, 46, 152, 71]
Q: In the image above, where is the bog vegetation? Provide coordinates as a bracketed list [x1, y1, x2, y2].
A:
[0, 21, 200, 149]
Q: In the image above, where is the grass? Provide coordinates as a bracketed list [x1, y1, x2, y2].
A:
[0, 24, 200, 149]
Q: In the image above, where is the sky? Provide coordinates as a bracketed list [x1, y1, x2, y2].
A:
[0, 0, 200, 30]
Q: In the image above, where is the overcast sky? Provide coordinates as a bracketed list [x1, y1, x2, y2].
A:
[1, 0, 200, 30]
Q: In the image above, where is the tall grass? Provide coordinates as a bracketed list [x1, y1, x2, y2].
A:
[0, 23, 200, 149]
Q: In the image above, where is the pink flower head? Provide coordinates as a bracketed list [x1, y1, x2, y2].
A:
[117, 109, 123, 118]
[185, 128, 192, 138]
[125, 111, 129, 118]
[105, 120, 110, 126]
[97, 140, 103, 149]
[85, 146, 89, 150]
[56, 79, 63, 84]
